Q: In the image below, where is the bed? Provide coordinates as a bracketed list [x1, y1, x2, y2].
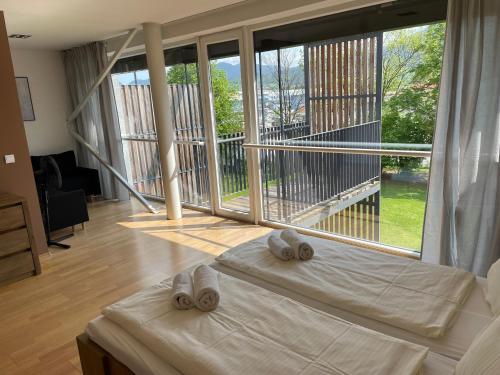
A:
[78, 271, 459, 375]
[213, 231, 494, 360]
[81, 316, 180, 375]
[80, 314, 458, 375]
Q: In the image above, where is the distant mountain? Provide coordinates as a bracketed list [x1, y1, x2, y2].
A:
[124, 63, 305, 87]
[216, 62, 304, 87]
[215, 62, 242, 83]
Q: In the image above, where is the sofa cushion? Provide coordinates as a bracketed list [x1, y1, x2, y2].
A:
[31, 150, 101, 196]
[51, 151, 78, 174]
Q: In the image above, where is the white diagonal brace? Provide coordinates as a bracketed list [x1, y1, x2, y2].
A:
[66, 27, 160, 214]
[67, 28, 139, 124]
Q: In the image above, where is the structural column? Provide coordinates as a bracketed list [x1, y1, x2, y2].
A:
[143, 22, 182, 219]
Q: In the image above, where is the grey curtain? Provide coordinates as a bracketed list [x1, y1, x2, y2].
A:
[64, 42, 128, 200]
[422, 0, 500, 276]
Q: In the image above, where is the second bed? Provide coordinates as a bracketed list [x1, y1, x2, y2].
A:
[213, 231, 494, 360]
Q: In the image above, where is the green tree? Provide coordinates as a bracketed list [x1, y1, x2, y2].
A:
[382, 29, 424, 97]
[166, 63, 198, 84]
[414, 23, 446, 87]
[167, 63, 243, 135]
[208, 64, 243, 135]
[382, 23, 445, 170]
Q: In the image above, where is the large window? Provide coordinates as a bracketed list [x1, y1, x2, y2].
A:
[252, 0, 446, 253]
[107, 0, 447, 255]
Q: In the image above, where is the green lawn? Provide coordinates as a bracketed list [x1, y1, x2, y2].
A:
[379, 180, 427, 252]
[222, 188, 249, 202]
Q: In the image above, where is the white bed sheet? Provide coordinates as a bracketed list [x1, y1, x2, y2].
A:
[87, 315, 456, 375]
[216, 232, 476, 339]
[211, 262, 493, 361]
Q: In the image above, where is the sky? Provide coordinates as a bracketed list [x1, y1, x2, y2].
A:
[113, 47, 304, 85]
[114, 70, 150, 85]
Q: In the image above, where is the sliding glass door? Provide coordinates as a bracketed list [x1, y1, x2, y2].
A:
[199, 30, 254, 221]
[165, 45, 211, 208]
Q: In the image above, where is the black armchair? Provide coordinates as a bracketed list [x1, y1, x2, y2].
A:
[31, 150, 101, 196]
[33, 155, 89, 248]
[46, 189, 89, 231]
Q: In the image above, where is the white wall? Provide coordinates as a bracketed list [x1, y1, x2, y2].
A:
[10, 48, 75, 156]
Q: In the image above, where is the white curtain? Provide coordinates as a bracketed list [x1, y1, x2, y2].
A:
[422, 0, 500, 276]
[64, 42, 128, 200]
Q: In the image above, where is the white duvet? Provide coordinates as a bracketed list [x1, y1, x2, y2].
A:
[103, 272, 428, 375]
[216, 231, 476, 338]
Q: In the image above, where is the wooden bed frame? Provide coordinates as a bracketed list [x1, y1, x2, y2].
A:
[77, 333, 134, 375]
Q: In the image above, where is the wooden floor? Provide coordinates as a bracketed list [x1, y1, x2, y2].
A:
[0, 199, 271, 374]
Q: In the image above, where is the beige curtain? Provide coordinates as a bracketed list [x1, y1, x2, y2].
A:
[64, 42, 128, 200]
[422, 0, 500, 276]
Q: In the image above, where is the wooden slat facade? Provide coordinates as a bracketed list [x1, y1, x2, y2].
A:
[116, 83, 210, 207]
[307, 34, 381, 133]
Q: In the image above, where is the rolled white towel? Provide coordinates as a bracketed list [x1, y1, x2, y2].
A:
[280, 229, 314, 260]
[171, 272, 195, 310]
[268, 234, 294, 261]
[193, 265, 220, 312]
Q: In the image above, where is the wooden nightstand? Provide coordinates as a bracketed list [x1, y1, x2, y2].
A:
[0, 192, 41, 284]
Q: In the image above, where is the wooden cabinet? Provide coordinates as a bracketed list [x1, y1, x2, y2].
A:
[0, 192, 41, 284]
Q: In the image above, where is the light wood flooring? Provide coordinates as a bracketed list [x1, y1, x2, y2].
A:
[0, 199, 271, 374]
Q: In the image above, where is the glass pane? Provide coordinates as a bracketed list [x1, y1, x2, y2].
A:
[166, 61, 211, 207]
[260, 151, 428, 252]
[112, 69, 164, 198]
[379, 157, 429, 251]
[208, 41, 249, 213]
[111, 45, 211, 208]
[255, 23, 445, 254]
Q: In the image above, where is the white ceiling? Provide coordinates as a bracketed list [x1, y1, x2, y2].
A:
[1, 0, 245, 51]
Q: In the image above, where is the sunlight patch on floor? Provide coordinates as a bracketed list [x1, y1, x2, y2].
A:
[117, 207, 271, 256]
